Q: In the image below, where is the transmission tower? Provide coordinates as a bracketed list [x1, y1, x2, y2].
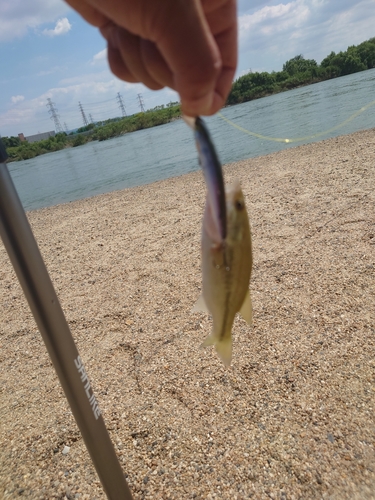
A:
[116, 92, 127, 117]
[89, 113, 94, 124]
[63, 122, 69, 133]
[46, 98, 63, 133]
[137, 93, 145, 113]
[78, 101, 89, 127]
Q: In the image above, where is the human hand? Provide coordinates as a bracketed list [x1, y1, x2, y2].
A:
[65, 0, 237, 116]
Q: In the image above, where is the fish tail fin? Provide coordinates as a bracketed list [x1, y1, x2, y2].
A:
[201, 331, 232, 367]
[215, 337, 232, 367]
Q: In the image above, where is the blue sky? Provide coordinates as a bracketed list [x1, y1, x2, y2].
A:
[1, 0, 374, 137]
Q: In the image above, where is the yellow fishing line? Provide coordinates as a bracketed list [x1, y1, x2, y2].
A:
[218, 98, 375, 143]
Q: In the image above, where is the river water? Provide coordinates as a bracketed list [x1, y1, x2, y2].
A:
[8, 69, 375, 211]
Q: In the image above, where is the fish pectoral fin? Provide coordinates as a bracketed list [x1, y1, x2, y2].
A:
[191, 294, 210, 314]
[201, 333, 232, 367]
[201, 332, 216, 347]
[239, 289, 253, 326]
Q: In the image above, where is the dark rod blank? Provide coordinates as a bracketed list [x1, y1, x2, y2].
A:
[0, 159, 133, 500]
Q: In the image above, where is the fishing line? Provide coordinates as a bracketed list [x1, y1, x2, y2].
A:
[218, 98, 375, 143]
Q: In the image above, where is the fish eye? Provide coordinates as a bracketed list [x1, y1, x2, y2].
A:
[235, 199, 244, 211]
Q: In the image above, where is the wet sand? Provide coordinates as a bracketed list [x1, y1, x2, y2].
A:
[1, 128, 374, 499]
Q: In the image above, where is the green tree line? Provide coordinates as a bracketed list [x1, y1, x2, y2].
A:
[2, 37, 375, 161]
[227, 37, 375, 105]
[2, 133, 71, 161]
[2, 103, 181, 161]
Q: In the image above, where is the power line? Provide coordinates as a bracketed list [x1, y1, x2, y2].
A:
[57, 102, 117, 112]
[79, 97, 117, 106]
[137, 93, 145, 113]
[78, 101, 89, 127]
[46, 98, 63, 133]
[116, 92, 127, 117]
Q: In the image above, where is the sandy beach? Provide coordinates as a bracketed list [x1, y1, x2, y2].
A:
[1, 127, 374, 499]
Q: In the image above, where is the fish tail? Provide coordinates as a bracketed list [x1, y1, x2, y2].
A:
[215, 337, 232, 367]
[201, 332, 232, 367]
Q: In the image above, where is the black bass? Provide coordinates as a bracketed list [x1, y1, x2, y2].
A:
[185, 116, 253, 366]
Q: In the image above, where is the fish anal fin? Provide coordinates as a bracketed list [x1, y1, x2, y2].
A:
[239, 289, 253, 326]
[192, 294, 209, 314]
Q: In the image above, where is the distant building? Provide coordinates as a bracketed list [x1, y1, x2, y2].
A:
[19, 131, 56, 143]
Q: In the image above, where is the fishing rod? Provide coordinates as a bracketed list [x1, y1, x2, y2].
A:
[0, 138, 133, 500]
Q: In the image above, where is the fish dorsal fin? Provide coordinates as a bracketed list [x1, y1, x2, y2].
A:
[239, 289, 253, 325]
[191, 294, 209, 314]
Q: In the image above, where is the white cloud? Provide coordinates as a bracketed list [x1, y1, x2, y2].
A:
[237, 0, 375, 73]
[239, 1, 310, 43]
[58, 70, 120, 87]
[37, 66, 64, 77]
[0, 74, 179, 136]
[0, 0, 71, 42]
[11, 95, 25, 104]
[91, 49, 107, 65]
[42, 17, 72, 37]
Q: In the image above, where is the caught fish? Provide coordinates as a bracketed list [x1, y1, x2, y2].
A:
[185, 116, 253, 366]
